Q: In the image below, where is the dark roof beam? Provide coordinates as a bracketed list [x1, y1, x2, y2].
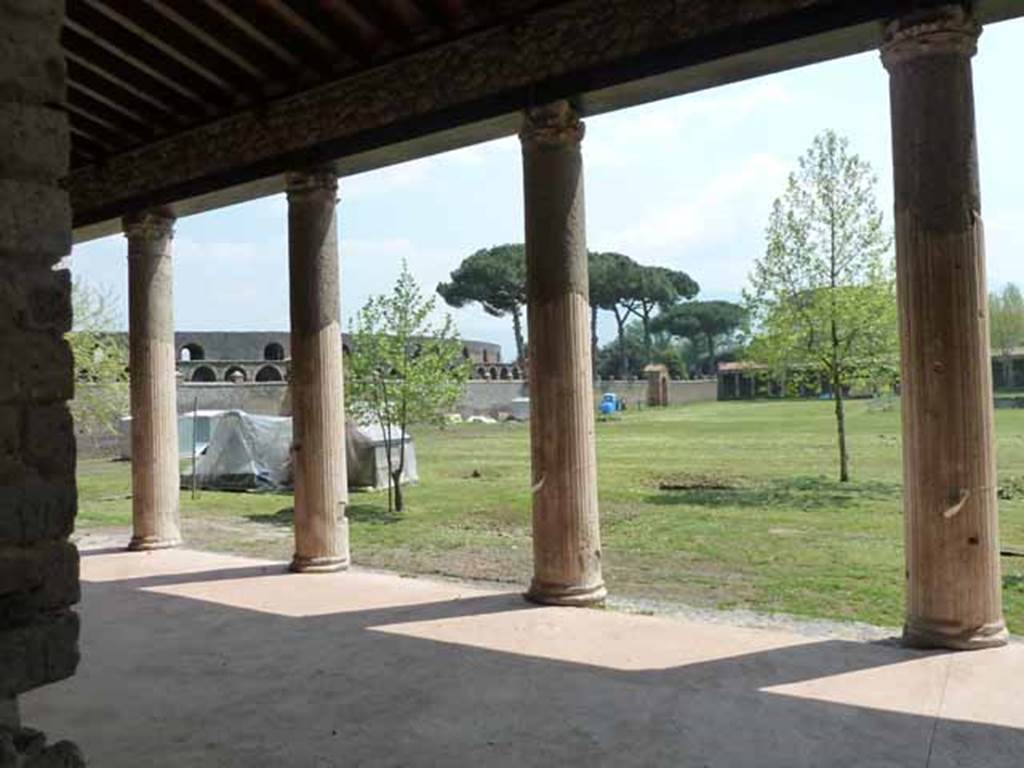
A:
[279, 0, 378, 60]
[84, 0, 256, 99]
[408, 0, 457, 30]
[66, 1, 226, 109]
[139, 0, 271, 81]
[63, 35, 204, 121]
[66, 103, 142, 152]
[66, 60, 176, 127]
[257, 0, 362, 66]
[67, 85, 154, 143]
[69, 131, 105, 164]
[201, 0, 315, 80]
[68, 120, 122, 153]
[343, 0, 416, 46]
[213, 0, 346, 76]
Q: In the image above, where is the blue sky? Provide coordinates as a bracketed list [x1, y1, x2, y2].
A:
[71, 18, 1023, 360]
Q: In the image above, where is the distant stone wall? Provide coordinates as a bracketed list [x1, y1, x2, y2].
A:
[177, 382, 290, 416]
[174, 379, 718, 420]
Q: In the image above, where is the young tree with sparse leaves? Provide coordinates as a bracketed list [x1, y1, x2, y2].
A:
[744, 130, 896, 482]
[349, 262, 471, 512]
[989, 283, 1024, 388]
[68, 279, 129, 453]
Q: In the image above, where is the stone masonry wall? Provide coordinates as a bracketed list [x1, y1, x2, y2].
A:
[0, 0, 83, 760]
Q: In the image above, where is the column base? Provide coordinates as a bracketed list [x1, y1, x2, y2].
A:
[127, 535, 181, 552]
[903, 617, 1009, 650]
[289, 554, 350, 573]
[526, 580, 607, 607]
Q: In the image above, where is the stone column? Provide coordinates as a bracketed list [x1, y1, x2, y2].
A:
[124, 209, 181, 550]
[520, 101, 605, 606]
[882, 6, 1006, 649]
[0, 1, 83, 762]
[286, 168, 349, 572]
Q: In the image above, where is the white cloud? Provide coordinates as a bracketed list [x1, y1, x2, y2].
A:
[598, 152, 789, 252]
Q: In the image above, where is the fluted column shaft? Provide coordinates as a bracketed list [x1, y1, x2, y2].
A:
[882, 6, 1006, 649]
[125, 210, 181, 550]
[286, 168, 349, 573]
[520, 101, 605, 606]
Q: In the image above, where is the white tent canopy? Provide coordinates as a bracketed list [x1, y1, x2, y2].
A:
[178, 410, 418, 492]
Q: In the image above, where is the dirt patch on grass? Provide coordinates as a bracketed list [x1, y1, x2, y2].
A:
[654, 473, 739, 492]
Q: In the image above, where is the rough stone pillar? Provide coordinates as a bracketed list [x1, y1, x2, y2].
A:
[520, 101, 605, 606]
[882, 6, 1007, 649]
[286, 168, 349, 573]
[0, 0, 84, 762]
[124, 209, 181, 551]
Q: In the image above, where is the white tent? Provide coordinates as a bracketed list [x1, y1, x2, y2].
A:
[120, 409, 228, 460]
[345, 423, 418, 491]
[185, 411, 293, 491]
[180, 410, 418, 492]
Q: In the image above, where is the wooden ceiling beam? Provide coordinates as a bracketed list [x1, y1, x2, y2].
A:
[343, 0, 417, 46]
[63, 31, 206, 120]
[66, 58, 180, 127]
[200, 0, 314, 82]
[66, 0, 227, 108]
[67, 85, 155, 143]
[89, 0, 266, 99]
[278, 0, 378, 60]
[213, 0, 348, 76]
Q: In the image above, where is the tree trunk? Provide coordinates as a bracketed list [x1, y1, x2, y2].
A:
[641, 306, 653, 364]
[614, 309, 628, 379]
[392, 471, 404, 512]
[512, 303, 526, 364]
[591, 304, 599, 381]
[705, 335, 716, 376]
[833, 371, 850, 482]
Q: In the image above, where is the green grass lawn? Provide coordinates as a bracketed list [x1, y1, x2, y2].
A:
[77, 398, 1024, 632]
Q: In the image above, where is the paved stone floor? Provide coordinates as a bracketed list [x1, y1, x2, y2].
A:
[21, 548, 1024, 767]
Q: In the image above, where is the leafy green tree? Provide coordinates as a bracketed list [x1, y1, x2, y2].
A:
[622, 265, 699, 364]
[596, 320, 687, 380]
[744, 130, 896, 482]
[349, 263, 471, 512]
[68, 279, 129, 453]
[588, 251, 639, 379]
[989, 283, 1024, 388]
[437, 244, 526, 363]
[588, 251, 624, 380]
[653, 300, 746, 375]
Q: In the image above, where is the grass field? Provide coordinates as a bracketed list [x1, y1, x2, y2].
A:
[77, 398, 1024, 632]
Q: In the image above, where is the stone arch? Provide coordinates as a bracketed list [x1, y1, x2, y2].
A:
[512, 367, 521, 380]
[191, 365, 216, 382]
[462, 346, 470, 359]
[499, 367, 510, 380]
[476, 366, 486, 379]
[482, 350, 489, 364]
[264, 342, 285, 361]
[489, 366, 498, 380]
[180, 342, 205, 361]
[224, 366, 247, 383]
[255, 365, 283, 382]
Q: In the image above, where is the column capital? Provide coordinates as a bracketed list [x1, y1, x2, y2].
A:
[285, 167, 338, 199]
[520, 100, 585, 149]
[122, 209, 175, 242]
[881, 5, 980, 69]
